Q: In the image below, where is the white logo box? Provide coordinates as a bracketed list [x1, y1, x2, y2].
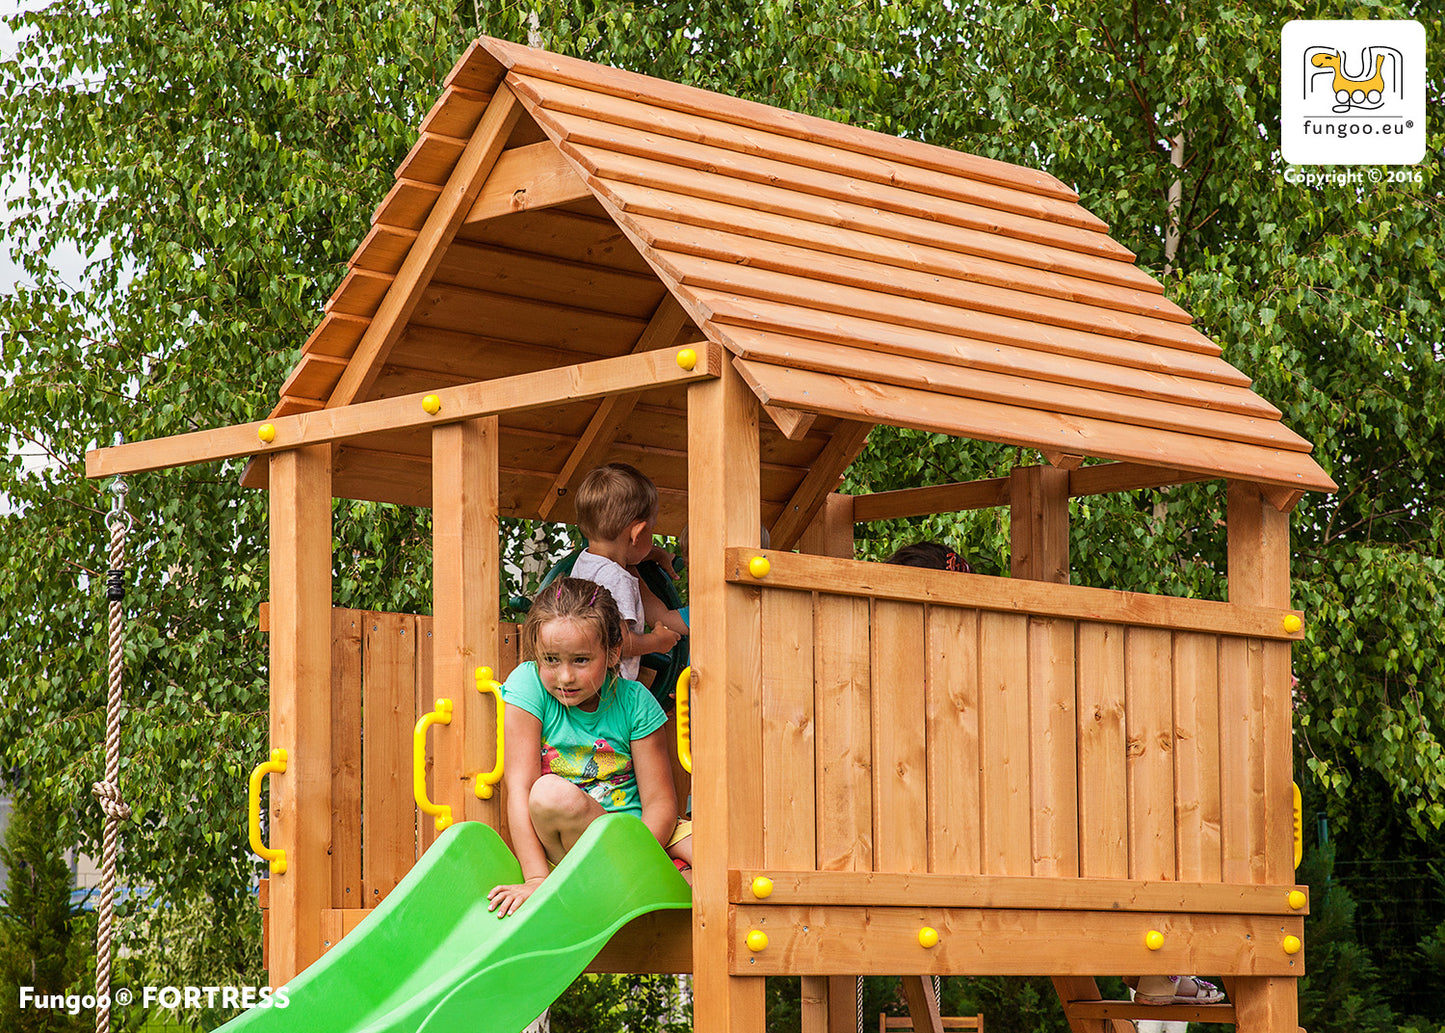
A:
[1281, 19, 1426, 165]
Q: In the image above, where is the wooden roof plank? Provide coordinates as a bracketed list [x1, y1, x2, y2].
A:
[348, 223, 419, 277]
[327, 86, 524, 408]
[408, 280, 649, 347]
[299, 313, 368, 360]
[763, 404, 816, 441]
[737, 360, 1336, 493]
[516, 78, 1105, 234]
[278, 353, 348, 402]
[639, 223, 1211, 351]
[432, 237, 665, 319]
[455, 205, 656, 275]
[395, 131, 469, 188]
[323, 267, 392, 319]
[623, 206, 1183, 325]
[443, 40, 506, 94]
[372, 178, 442, 232]
[719, 326, 1312, 453]
[694, 293, 1271, 411]
[662, 258, 1244, 380]
[560, 137, 1128, 263]
[600, 175, 1162, 296]
[418, 85, 492, 140]
[484, 37, 1081, 203]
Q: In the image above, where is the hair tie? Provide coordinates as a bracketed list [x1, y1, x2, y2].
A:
[589, 584, 601, 606]
[944, 549, 970, 573]
[555, 583, 563, 602]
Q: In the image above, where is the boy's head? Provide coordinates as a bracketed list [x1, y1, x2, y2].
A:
[575, 463, 658, 545]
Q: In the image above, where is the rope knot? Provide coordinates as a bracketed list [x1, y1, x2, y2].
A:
[92, 780, 131, 821]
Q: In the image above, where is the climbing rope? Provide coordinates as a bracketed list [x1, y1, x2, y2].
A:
[92, 473, 132, 1033]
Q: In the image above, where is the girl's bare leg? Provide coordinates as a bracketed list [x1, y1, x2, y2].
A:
[528, 775, 607, 865]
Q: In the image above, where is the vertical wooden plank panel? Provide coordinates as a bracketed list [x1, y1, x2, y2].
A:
[1172, 631, 1222, 882]
[363, 613, 417, 906]
[815, 595, 873, 871]
[1125, 627, 1176, 881]
[762, 587, 817, 869]
[1217, 635, 1255, 884]
[1029, 616, 1079, 877]
[688, 362, 766, 1033]
[1076, 623, 1127, 878]
[330, 609, 363, 909]
[1228, 481, 1295, 886]
[871, 600, 928, 873]
[432, 416, 502, 830]
[415, 615, 438, 856]
[267, 445, 332, 983]
[978, 611, 1031, 876]
[926, 606, 980, 875]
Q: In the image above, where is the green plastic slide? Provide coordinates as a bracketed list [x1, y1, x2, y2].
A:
[213, 814, 692, 1033]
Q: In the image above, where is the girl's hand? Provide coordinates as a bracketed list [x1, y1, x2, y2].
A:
[487, 876, 545, 917]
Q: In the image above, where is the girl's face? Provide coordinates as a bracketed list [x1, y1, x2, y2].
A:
[534, 617, 617, 712]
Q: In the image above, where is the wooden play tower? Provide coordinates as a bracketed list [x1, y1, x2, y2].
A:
[86, 36, 1336, 1033]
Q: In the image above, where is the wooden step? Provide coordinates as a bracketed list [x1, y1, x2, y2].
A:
[1066, 999, 1237, 1024]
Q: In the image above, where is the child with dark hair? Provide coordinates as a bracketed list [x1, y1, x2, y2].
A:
[885, 540, 972, 573]
[487, 577, 692, 917]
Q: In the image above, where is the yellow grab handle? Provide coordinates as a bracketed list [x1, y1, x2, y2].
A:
[475, 667, 504, 799]
[414, 699, 454, 831]
[248, 748, 288, 874]
[676, 666, 693, 774]
[1293, 781, 1303, 870]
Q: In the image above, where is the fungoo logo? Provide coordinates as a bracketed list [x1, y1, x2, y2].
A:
[1281, 20, 1425, 165]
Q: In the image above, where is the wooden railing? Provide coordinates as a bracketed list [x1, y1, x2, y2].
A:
[726, 549, 1301, 887]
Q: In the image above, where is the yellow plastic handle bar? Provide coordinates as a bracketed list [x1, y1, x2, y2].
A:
[475, 666, 504, 800]
[676, 666, 693, 774]
[1292, 781, 1303, 870]
[414, 699, 454, 831]
[248, 748, 288, 874]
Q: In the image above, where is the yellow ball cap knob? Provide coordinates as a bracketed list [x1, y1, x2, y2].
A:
[1288, 890, 1307, 910]
[1282, 935, 1302, 955]
[751, 876, 774, 899]
[748, 555, 771, 579]
[1144, 929, 1164, 951]
[746, 930, 769, 952]
[918, 926, 940, 949]
[1282, 613, 1303, 633]
[257, 423, 276, 444]
[422, 394, 442, 415]
[676, 348, 698, 371]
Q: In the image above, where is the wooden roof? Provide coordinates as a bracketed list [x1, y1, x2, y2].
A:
[247, 36, 1335, 536]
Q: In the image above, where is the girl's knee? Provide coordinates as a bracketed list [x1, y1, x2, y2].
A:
[529, 775, 592, 821]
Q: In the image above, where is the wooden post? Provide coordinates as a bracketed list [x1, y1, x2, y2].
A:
[432, 417, 502, 830]
[1227, 481, 1299, 1033]
[1010, 464, 1070, 584]
[796, 492, 855, 558]
[688, 361, 765, 1033]
[268, 445, 333, 982]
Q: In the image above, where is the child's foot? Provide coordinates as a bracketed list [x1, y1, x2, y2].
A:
[1134, 975, 1225, 1005]
[672, 857, 693, 886]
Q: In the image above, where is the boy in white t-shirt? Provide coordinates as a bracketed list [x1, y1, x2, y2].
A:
[571, 463, 685, 681]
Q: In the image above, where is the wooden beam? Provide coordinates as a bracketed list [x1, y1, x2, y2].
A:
[86, 345, 720, 478]
[728, 904, 1303, 976]
[267, 446, 333, 983]
[901, 977, 944, 1033]
[767, 419, 871, 552]
[432, 418, 501, 830]
[1064, 999, 1235, 1025]
[726, 869, 1308, 914]
[327, 86, 523, 408]
[796, 492, 855, 559]
[1043, 450, 1085, 470]
[689, 361, 765, 1033]
[848, 463, 1214, 524]
[535, 295, 689, 519]
[462, 140, 591, 225]
[730, 550, 1305, 642]
[1052, 978, 1135, 1033]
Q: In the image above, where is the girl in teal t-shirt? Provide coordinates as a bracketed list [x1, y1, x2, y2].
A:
[486, 577, 692, 917]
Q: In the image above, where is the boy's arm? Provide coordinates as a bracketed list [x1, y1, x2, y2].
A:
[622, 623, 681, 658]
[640, 581, 689, 636]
